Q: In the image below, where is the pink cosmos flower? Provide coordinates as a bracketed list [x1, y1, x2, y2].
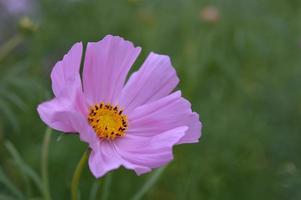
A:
[37, 35, 202, 178]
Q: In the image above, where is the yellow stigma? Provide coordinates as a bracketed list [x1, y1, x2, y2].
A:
[88, 103, 128, 140]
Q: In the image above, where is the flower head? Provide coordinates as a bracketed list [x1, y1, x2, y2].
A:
[37, 35, 202, 178]
[200, 5, 220, 23]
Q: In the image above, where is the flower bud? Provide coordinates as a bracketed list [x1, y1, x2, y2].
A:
[18, 16, 38, 35]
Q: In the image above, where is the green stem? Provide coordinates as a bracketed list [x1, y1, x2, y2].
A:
[71, 148, 90, 200]
[41, 127, 52, 200]
[0, 34, 24, 62]
[89, 179, 102, 200]
[131, 166, 167, 200]
[101, 173, 112, 200]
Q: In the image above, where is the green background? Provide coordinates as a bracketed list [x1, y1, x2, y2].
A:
[0, 0, 301, 199]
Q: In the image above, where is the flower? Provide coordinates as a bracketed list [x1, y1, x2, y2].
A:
[37, 35, 202, 178]
[200, 5, 220, 23]
[0, 0, 35, 15]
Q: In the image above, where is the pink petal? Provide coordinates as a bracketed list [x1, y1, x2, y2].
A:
[38, 92, 97, 143]
[37, 97, 77, 132]
[89, 127, 186, 178]
[127, 91, 202, 144]
[38, 42, 88, 133]
[88, 141, 150, 178]
[51, 42, 83, 97]
[88, 141, 123, 178]
[83, 35, 141, 105]
[119, 52, 179, 113]
[114, 126, 187, 175]
[37, 90, 86, 133]
[67, 112, 99, 145]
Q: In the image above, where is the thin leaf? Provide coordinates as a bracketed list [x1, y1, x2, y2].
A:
[27, 197, 43, 200]
[0, 89, 27, 110]
[0, 194, 17, 200]
[0, 33, 24, 62]
[71, 149, 90, 200]
[41, 128, 52, 200]
[130, 166, 167, 200]
[6, 77, 37, 91]
[0, 99, 18, 130]
[4, 141, 44, 195]
[101, 173, 112, 200]
[0, 167, 24, 199]
[4, 141, 33, 197]
[89, 179, 101, 200]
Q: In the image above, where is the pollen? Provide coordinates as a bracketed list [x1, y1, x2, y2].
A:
[87, 103, 128, 140]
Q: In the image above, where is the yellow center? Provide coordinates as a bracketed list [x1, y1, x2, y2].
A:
[87, 103, 128, 140]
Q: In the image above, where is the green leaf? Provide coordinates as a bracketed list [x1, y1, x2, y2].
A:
[4, 141, 44, 196]
[130, 166, 167, 200]
[0, 89, 27, 111]
[100, 173, 112, 200]
[0, 167, 24, 199]
[41, 127, 52, 200]
[89, 179, 101, 200]
[0, 99, 18, 130]
[0, 194, 17, 200]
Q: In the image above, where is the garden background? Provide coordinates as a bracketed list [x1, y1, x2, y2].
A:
[0, 0, 301, 199]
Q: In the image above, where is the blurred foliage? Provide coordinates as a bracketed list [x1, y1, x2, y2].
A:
[0, 0, 301, 199]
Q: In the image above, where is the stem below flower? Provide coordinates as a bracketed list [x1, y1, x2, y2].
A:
[0, 33, 24, 62]
[71, 148, 90, 200]
[101, 173, 113, 200]
[41, 127, 52, 200]
[131, 166, 167, 200]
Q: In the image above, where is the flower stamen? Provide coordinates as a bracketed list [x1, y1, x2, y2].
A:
[88, 103, 128, 140]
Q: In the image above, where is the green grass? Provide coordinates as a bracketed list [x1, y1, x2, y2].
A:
[0, 0, 301, 199]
